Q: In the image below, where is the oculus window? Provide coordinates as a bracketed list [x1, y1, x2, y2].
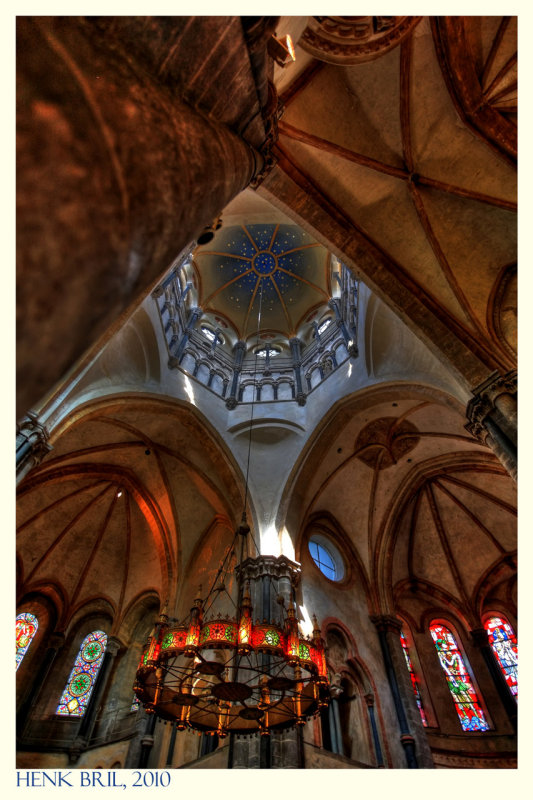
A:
[308, 535, 344, 581]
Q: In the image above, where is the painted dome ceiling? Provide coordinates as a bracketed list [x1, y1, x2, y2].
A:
[193, 223, 332, 341]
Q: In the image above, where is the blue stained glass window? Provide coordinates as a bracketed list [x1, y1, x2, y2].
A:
[16, 613, 38, 670]
[56, 630, 107, 717]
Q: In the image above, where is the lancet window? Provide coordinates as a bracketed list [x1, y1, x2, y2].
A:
[484, 616, 518, 699]
[56, 630, 107, 717]
[429, 622, 489, 731]
[16, 612, 38, 670]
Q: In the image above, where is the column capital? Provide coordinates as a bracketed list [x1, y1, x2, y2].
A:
[370, 614, 403, 634]
[106, 636, 122, 657]
[364, 692, 375, 707]
[68, 737, 87, 763]
[465, 369, 517, 442]
[17, 411, 51, 451]
[16, 412, 53, 481]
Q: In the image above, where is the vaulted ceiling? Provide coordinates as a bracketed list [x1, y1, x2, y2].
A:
[287, 385, 516, 624]
[16, 399, 244, 630]
[262, 15, 517, 389]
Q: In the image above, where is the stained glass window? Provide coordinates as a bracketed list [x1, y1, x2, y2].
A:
[400, 630, 428, 726]
[484, 616, 518, 699]
[429, 622, 489, 731]
[16, 613, 38, 670]
[131, 695, 141, 712]
[56, 630, 107, 717]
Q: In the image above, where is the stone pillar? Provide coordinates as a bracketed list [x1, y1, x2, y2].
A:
[226, 341, 246, 409]
[364, 693, 385, 767]
[169, 306, 202, 367]
[17, 16, 266, 417]
[328, 298, 357, 356]
[166, 724, 179, 765]
[210, 328, 222, 355]
[329, 677, 344, 756]
[16, 412, 52, 484]
[289, 337, 306, 406]
[470, 627, 517, 731]
[17, 632, 65, 738]
[138, 713, 157, 768]
[466, 370, 517, 480]
[312, 321, 324, 352]
[494, 392, 517, 433]
[181, 282, 193, 303]
[371, 615, 419, 768]
[69, 637, 121, 761]
[484, 418, 517, 480]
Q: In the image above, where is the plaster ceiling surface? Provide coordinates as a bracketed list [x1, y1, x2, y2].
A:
[274, 15, 517, 375]
[193, 222, 332, 341]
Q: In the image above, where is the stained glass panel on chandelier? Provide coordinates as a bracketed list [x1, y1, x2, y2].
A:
[400, 630, 427, 726]
[56, 630, 107, 717]
[16, 612, 38, 670]
[429, 622, 489, 732]
[484, 616, 518, 699]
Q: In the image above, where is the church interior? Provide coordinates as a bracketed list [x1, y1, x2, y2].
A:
[16, 16, 517, 769]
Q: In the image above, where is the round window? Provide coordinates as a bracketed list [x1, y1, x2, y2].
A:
[308, 535, 344, 581]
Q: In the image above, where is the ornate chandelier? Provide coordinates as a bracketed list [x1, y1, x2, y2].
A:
[133, 531, 330, 736]
[133, 276, 331, 737]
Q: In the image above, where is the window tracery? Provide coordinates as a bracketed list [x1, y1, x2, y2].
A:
[56, 630, 107, 717]
[429, 622, 489, 731]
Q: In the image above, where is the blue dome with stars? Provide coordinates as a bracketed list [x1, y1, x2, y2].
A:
[193, 224, 333, 342]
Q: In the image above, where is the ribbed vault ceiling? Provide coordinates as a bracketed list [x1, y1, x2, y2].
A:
[273, 16, 517, 376]
[288, 388, 516, 623]
[17, 401, 243, 630]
